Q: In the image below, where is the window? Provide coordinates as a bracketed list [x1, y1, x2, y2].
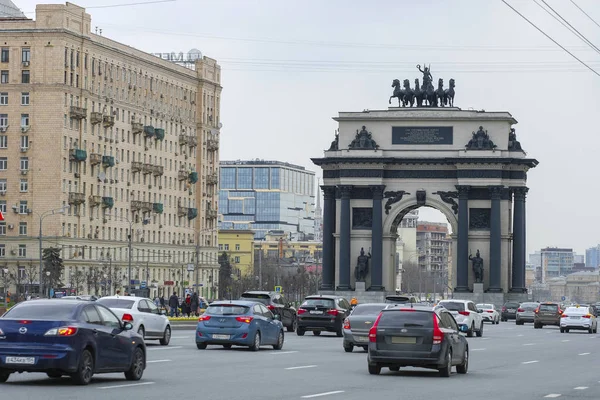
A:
[0, 92, 7, 105]
[224, 244, 229, 251]
[20, 157, 28, 170]
[235, 244, 240, 251]
[0, 179, 6, 191]
[19, 200, 27, 214]
[18, 244, 26, 257]
[21, 48, 30, 63]
[0, 157, 6, 170]
[234, 256, 240, 263]
[0, 114, 7, 127]
[0, 244, 4, 257]
[218, 244, 223, 251]
[0, 48, 8, 63]
[81, 306, 103, 325]
[96, 305, 121, 329]
[1, 71, 8, 84]
[21, 92, 29, 105]
[19, 221, 27, 235]
[0, 136, 6, 148]
[21, 114, 29, 127]
[21, 70, 30, 84]
[0, 201, 5, 214]
[0, 223, 5, 236]
[20, 135, 28, 149]
[19, 179, 27, 192]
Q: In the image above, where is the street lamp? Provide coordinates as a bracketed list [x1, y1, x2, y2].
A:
[103, 274, 108, 297]
[2, 268, 8, 308]
[45, 271, 51, 298]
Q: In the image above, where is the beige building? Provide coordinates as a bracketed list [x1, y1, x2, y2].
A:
[549, 272, 600, 304]
[0, 2, 221, 299]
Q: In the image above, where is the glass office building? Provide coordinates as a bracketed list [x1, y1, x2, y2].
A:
[219, 160, 316, 240]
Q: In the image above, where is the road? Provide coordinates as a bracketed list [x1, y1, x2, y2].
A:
[1, 321, 599, 400]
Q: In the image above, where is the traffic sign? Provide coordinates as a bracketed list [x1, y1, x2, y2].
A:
[274, 286, 282, 293]
[186, 263, 195, 272]
[561, 296, 566, 301]
[141, 281, 147, 289]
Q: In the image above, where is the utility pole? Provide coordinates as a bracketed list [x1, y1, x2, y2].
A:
[258, 247, 262, 290]
[128, 223, 133, 295]
[195, 232, 200, 293]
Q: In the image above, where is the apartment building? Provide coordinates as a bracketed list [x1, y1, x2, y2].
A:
[0, 2, 221, 299]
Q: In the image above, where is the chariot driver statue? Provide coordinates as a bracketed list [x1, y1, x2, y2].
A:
[417, 64, 433, 91]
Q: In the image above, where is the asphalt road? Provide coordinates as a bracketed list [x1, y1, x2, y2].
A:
[2, 320, 599, 400]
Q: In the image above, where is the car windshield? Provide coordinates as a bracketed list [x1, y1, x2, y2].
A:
[302, 298, 335, 308]
[206, 305, 250, 315]
[3, 302, 77, 320]
[477, 304, 493, 309]
[379, 310, 433, 328]
[240, 293, 270, 305]
[438, 302, 465, 312]
[351, 304, 386, 315]
[96, 299, 135, 309]
[539, 304, 558, 312]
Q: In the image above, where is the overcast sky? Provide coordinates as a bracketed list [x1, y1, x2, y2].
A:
[17, 0, 600, 256]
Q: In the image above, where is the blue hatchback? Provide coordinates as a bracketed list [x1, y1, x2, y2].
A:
[0, 299, 146, 385]
[196, 301, 284, 351]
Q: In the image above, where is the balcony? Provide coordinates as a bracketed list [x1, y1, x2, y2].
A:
[188, 208, 198, 220]
[90, 153, 102, 165]
[153, 203, 164, 214]
[177, 205, 189, 217]
[90, 112, 103, 125]
[207, 138, 219, 151]
[142, 201, 153, 212]
[102, 196, 114, 208]
[68, 192, 86, 205]
[178, 170, 188, 181]
[131, 161, 143, 173]
[131, 200, 143, 211]
[188, 136, 198, 147]
[132, 122, 143, 135]
[89, 195, 102, 207]
[206, 172, 219, 185]
[188, 172, 198, 184]
[154, 128, 165, 141]
[69, 106, 87, 120]
[152, 165, 164, 176]
[144, 125, 155, 138]
[102, 115, 115, 127]
[206, 209, 218, 220]
[102, 156, 115, 168]
[142, 163, 153, 175]
[178, 134, 189, 146]
[69, 149, 87, 162]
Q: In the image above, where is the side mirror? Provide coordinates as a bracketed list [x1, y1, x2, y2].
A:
[273, 314, 280, 321]
[123, 322, 133, 331]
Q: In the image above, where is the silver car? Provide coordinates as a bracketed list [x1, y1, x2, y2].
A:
[515, 302, 539, 325]
[342, 303, 389, 352]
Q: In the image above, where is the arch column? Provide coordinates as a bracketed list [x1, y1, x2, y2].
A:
[510, 187, 528, 293]
[320, 186, 336, 290]
[370, 185, 385, 291]
[488, 185, 503, 292]
[455, 185, 470, 292]
[337, 185, 353, 290]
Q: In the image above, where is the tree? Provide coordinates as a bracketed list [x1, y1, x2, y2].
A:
[218, 252, 232, 299]
[69, 266, 87, 295]
[23, 262, 39, 296]
[43, 247, 64, 292]
[85, 266, 101, 296]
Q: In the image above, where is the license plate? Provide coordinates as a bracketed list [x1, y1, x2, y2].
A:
[354, 336, 368, 342]
[309, 310, 323, 315]
[570, 316, 580, 319]
[508, 309, 515, 312]
[5, 357, 35, 365]
[212, 334, 230, 340]
[391, 336, 416, 344]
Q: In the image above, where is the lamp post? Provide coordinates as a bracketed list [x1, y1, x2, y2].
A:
[45, 271, 51, 298]
[103, 274, 108, 297]
[2, 268, 8, 308]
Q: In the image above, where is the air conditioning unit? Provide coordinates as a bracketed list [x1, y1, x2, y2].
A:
[140, 237, 145, 243]
[98, 136, 103, 140]
[184, 155, 188, 159]
[0, 126, 7, 133]
[159, 224, 163, 228]
[0, 190, 6, 196]
[8, 224, 14, 229]
[20, 147, 27, 152]
[159, 186, 162, 189]
[10, 249, 16, 255]
[21, 126, 29, 133]
[89, 216, 93, 221]
[110, 179, 114, 184]
[144, 147, 149, 151]
[127, 182, 131, 186]
[114, 179, 118, 184]
[175, 152, 178, 156]
[22, 61, 30, 67]
[148, 185, 152, 189]
[104, 138, 109, 142]
[20, 169, 28, 175]
[74, 172, 80, 178]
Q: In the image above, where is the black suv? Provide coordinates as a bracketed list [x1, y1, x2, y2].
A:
[240, 291, 297, 332]
[297, 295, 351, 337]
[501, 301, 520, 322]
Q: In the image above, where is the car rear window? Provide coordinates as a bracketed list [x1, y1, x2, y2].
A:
[379, 310, 433, 328]
[3, 303, 77, 320]
[351, 304, 386, 315]
[521, 303, 538, 309]
[240, 293, 271, 305]
[539, 304, 558, 312]
[385, 296, 415, 304]
[438, 302, 465, 312]
[302, 298, 335, 308]
[565, 307, 588, 314]
[477, 304, 493, 309]
[505, 303, 519, 308]
[96, 299, 135, 309]
[206, 305, 250, 315]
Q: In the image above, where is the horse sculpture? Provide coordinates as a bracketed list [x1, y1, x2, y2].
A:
[424, 81, 436, 107]
[444, 78, 455, 107]
[414, 78, 424, 107]
[435, 78, 445, 107]
[389, 79, 405, 107]
[402, 79, 415, 107]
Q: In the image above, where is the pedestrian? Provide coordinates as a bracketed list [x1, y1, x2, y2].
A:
[169, 292, 179, 317]
[184, 294, 192, 317]
[159, 295, 166, 312]
[190, 292, 199, 317]
[116, 290, 121, 297]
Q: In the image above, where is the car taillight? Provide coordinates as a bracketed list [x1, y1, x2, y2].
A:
[122, 313, 134, 322]
[0, 328, 4, 335]
[561, 314, 568, 318]
[236, 316, 254, 324]
[368, 313, 383, 343]
[458, 311, 470, 316]
[198, 315, 211, 322]
[583, 314, 592, 319]
[433, 314, 444, 345]
[534, 308, 539, 313]
[343, 318, 350, 329]
[517, 308, 524, 313]
[44, 326, 78, 336]
[267, 305, 275, 311]
[502, 307, 507, 312]
[327, 309, 338, 317]
[486, 310, 494, 313]
[297, 309, 306, 315]
[18, 320, 31, 324]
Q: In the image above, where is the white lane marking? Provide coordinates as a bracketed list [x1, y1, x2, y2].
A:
[481, 337, 490, 340]
[574, 387, 588, 390]
[301, 391, 345, 399]
[285, 365, 317, 370]
[561, 340, 570, 342]
[471, 348, 486, 351]
[147, 346, 183, 351]
[170, 336, 191, 339]
[517, 334, 524, 337]
[522, 360, 539, 364]
[269, 350, 299, 355]
[544, 395, 561, 398]
[147, 359, 172, 364]
[522, 343, 536, 346]
[546, 331, 553, 334]
[98, 382, 155, 390]
[578, 352, 591, 356]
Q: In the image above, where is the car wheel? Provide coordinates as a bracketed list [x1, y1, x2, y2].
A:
[159, 326, 171, 346]
[313, 331, 321, 336]
[223, 344, 232, 349]
[124, 347, 145, 381]
[438, 349, 452, 377]
[249, 332, 261, 351]
[565, 328, 570, 333]
[362, 346, 368, 351]
[343, 343, 353, 353]
[296, 327, 305, 336]
[594, 325, 598, 334]
[389, 366, 400, 372]
[335, 323, 343, 338]
[589, 327, 594, 334]
[196, 343, 207, 350]
[0, 371, 9, 383]
[457, 348, 468, 374]
[137, 325, 145, 340]
[533, 323, 540, 329]
[71, 349, 94, 385]
[467, 323, 474, 337]
[368, 364, 381, 375]
[495, 318, 500, 325]
[476, 322, 483, 337]
[47, 371, 62, 379]
[560, 327, 564, 333]
[287, 317, 297, 333]
[273, 330, 284, 350]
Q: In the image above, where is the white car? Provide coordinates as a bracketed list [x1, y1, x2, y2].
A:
[560, 306, 598, 334]
[438, 300, 484, 337]
[96, 296, 171, 345]
[476, 303, 500, 324]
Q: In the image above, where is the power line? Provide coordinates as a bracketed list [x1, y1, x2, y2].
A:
[570, 0, 600, 29]
[23, 0, 175, 14]
[501, 0, 600, 77]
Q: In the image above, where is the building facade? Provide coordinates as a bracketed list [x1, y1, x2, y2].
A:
[395, 209, 418, 291]
[0, 2, 221, 299]
[586, 245, 600, 269]
[416, 222, 450, 273]
[540, 247, 574, 283]
[218, 230, 255, 277]
[255, 231, 322, 264]
[219, 160, 316, 240]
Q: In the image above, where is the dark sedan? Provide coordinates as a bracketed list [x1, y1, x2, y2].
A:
[0, 299, 146, 385]
[500, 301, 520, 321]
[367, 306, 469, 377]
[343, 303, 389, 352]
[297, 295, 351, 337]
